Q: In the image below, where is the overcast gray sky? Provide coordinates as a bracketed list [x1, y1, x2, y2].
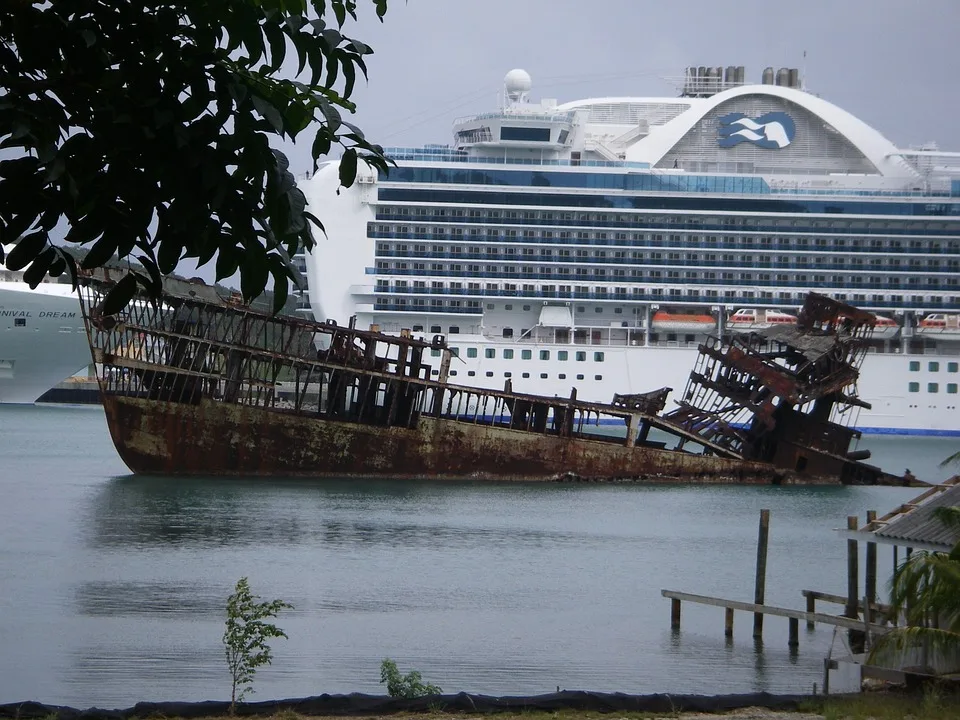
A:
[279, 0, 959, 173]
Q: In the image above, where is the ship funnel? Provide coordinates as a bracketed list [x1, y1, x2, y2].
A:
[762, 66, 774, 84]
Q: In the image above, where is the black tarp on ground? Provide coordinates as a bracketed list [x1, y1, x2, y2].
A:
[0, 691, 819, 719]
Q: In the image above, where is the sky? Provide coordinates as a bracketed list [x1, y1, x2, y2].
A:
[273, 0, 960, 175]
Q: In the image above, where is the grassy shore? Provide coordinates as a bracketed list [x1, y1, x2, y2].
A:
[65, 693, 955, 720]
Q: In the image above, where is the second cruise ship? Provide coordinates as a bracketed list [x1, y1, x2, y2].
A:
[301, 65, 960, 436]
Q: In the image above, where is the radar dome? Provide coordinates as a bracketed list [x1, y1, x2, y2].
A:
[504, 69, 532, 102]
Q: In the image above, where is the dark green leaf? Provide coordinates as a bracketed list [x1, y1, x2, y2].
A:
[5, 230, 48, 271]
[81, 232, 120, 270]
[338, 148, 357, 187]
[23, 247, 56, 288]
[252, 95, 285, 134]
[53, 247, 79, 289]
[240, 253, 270, 302]
[100, 273, 139, 316]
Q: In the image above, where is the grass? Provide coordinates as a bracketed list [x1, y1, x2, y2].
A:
[817, 688, 960, 720]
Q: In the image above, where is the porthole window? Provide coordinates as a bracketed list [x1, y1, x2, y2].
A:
[522, 372, 530, 379]
[576, 374, 584, 380]
[594, 375, 602, 381]
[485, 371, 494, 377]
[468, 371, 476, 377]
[450, 370, 458, 377]
[540, 373, 548, 379]
[908, 382, 919, 393]
[504, 372, 512, 378]
[559, 373, 566, 380]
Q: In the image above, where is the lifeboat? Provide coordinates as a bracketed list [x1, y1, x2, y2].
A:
[651, 310, 716, 333]
[917, 313, 960, 338]
[726, 308, 797, 333]
[869, 315, 901, 340]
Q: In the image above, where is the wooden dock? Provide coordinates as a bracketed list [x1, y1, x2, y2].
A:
[662, 589, 892, 648]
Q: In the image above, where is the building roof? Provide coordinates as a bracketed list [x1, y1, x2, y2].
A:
[865, 477, 960, 552]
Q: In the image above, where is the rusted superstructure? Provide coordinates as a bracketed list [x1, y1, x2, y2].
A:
[77, 271, 898, 484]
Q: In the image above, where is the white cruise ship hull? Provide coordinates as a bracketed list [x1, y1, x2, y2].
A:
[0, 284, 90, 404]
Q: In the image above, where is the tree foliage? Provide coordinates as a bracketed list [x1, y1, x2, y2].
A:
[0, 0, 392, 313]
[379, 658, 443, 698]
[223, 577, 293, 712]
[869, 506, 960, 675]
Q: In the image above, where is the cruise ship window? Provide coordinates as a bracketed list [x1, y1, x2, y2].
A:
[909, 361, 920, 372]
[430, 325, 441, 333]
[576, 352, 586, 362]
[521, 350, 532, 360]
[448, 327, 459, 335]
[522, 373, 530, 379]
[431, 369, 439, 376]
[594, 352, 605, 362]
[450, 371, 457, 377]
[14, 318, 26, 327]
[503, 349, 514, 360]
[949, 362, 959, 373]
[909, 382, 920, 393]
[504, 372, 512, 378]
[523, 305, 531, 311]
[503, 328, 514, 338]
[431, 349, 441, 357]
[559, 374, 566, 380]
[467, 348, 478, 358]
[929, 383, 939, 394]
[576, 374, 585, 380]
[594, 375, 603, 381]
[929, 362, 940, 372]
[577, 307, 585, 313]
[468, 371, 476, 377]
[485, 349, 495, 359]
[505, 304, 513, 311]
[558, 351, 568, 361]
[539, 350, 550, 361]
[485, 371, 494, 377]
[595, 307, 603, 313]
[949, 384, 958, 394]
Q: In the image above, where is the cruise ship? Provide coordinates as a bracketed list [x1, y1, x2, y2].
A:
[0, 250, 91, 403]
[301, 66, 960, 436]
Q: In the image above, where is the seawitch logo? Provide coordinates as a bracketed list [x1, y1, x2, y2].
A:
[717, 112, 796, 149]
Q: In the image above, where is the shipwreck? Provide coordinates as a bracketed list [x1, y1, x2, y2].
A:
[77, 270, 902, 484]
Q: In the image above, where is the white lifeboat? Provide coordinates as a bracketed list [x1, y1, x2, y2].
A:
[651, 310, 716, 333]
[726, 308, 797, 333]
[917, 313, 960, 338]
[869, 315, 901, 340]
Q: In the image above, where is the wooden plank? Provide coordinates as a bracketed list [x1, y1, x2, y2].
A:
[801, 589, 891, 615]
[661, 589, 892, 634]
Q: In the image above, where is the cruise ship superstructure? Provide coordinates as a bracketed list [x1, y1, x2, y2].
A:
[302, 66, 960, 436]
[0, 249, 90, 403]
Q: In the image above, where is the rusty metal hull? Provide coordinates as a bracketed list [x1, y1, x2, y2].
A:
[102, 394, 840, 484]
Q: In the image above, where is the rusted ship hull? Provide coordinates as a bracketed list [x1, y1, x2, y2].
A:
[77, 272, 902, 485]
[103, 393, 813, 483]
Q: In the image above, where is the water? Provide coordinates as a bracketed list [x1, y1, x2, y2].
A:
[0, 404, 955, 707]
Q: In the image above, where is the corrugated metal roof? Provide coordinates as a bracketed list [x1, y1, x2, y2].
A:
[873, 480, 960, 551]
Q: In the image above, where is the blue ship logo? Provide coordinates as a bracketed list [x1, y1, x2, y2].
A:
[717, 112, 796, 149]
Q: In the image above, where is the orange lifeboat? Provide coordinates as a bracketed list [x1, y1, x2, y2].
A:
[870, 315, 901, 340]
[650, 310, 716, 333]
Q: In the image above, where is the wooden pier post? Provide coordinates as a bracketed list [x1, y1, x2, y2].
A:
[725, 607, 734, 638]
[753, 509, 770, 639]
[788, 617, 799, 648]
[671, 598, 681, 629]
[846, 515, 865, 653]
[865, 510, 878, 611]
[806, 593, 816, 630]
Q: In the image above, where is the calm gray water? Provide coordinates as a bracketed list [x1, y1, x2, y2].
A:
[0, 404, 955, 707]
